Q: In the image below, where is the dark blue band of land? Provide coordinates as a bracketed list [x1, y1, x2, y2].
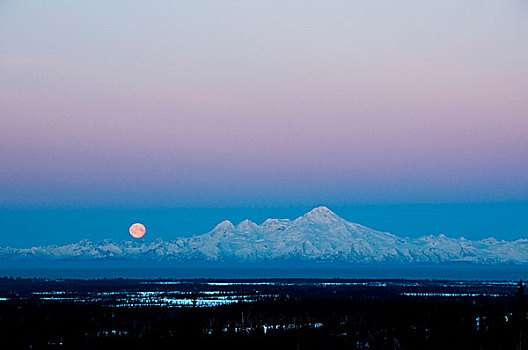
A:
[1, 261, 527, 280]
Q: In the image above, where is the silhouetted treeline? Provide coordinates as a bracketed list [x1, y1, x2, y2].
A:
[0, 278, 527, 349]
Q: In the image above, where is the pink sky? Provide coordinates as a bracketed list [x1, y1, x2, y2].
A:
[1, 0, 527, 207]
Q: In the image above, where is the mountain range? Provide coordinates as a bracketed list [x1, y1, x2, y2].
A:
[2, 207, 527, 264]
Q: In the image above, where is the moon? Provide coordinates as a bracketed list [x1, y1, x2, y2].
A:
[129, 223, 146, 238]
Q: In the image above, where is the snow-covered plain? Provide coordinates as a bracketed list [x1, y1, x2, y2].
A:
[2, 207, 527, 264]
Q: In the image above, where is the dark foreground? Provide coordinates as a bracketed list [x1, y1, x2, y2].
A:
[0, 278, 527, 349]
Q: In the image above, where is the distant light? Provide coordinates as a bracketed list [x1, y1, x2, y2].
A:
[129, 223, 146, 238]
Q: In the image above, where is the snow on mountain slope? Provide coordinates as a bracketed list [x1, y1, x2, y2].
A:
[1, 206, 527, 264]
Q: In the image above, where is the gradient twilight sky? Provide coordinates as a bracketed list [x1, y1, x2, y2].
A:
[1, 1, 527, 246]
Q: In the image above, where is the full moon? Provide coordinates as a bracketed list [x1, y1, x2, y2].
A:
[129, 223, 146, 238]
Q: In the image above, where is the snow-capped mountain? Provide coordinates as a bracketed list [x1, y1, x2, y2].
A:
[2, 207, 527, 264]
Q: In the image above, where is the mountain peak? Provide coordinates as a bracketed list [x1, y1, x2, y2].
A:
[236, 219, 258, 229]
[303, 206, 340, 219]
[308, 206, 333, 213]
[213, 220, 235, 231]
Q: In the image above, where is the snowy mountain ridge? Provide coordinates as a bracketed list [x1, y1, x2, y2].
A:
[2, 207, 527, 264]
